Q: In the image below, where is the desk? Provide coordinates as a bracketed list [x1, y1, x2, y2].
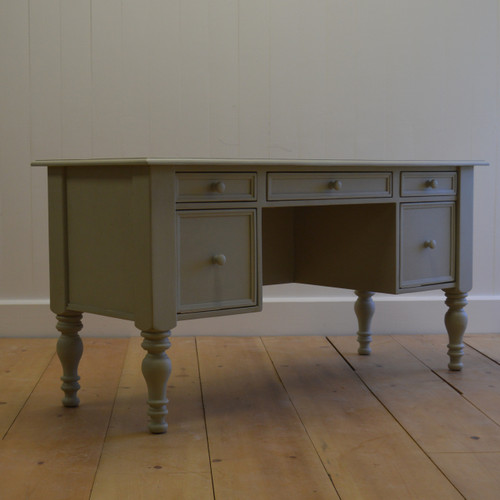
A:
[33, 158, 485, 433]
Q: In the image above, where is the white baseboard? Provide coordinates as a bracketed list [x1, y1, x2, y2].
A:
[1, 294, 499, 338]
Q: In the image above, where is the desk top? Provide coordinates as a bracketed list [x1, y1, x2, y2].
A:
[32, 158, 489, 168]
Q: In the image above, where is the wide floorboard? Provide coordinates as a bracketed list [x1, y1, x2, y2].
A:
[0, 334, 498, 500]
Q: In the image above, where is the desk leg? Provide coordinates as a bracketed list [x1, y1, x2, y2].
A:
[141, 330, 172, 434]
[354, 291, 375, 355]
[443, 289, 468, 371]
[56, 312, 84, 407]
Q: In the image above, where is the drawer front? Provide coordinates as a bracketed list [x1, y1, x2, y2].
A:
[401, 172, 457, 197]
[267, 172, 392, 200]
[176, 172, 256, 202]
[177, 210, 257, 313]
[400, 202, 455, 288]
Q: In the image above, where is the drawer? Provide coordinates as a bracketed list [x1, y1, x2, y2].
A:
[400, 202, 455, 288]
[267, 172, 392, 200]
[401, 172, 457, 197]
[176, 172, 256, 202]
[177, 210, 257, 313]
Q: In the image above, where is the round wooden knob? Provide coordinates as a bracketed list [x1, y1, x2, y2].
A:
[328, 180, 342, 191]
[424, 240, 437, 249]
[211, 181, 226, 193]
[212, 254, 227, 266]
[425, 179, 438, 189]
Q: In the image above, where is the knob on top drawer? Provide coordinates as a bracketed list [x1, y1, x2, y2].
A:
[176, 172, 257, 202]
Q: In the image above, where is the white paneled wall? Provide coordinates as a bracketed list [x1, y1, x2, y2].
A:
[1, 0, 499, 336]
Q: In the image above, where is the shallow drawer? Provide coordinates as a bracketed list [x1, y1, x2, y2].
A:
[177, 209, 257, 313]
[401, 172, 457, 197]
[400, 202, 455, 288]
[176, 172, 256, 202]
[267, 172, 392, 200]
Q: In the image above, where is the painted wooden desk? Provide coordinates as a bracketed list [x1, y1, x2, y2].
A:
[33, 158, 485, 433]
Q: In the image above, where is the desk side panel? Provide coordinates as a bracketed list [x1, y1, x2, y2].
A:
[65, 167, 135, 319]
[455, 166, 474, 292]
[47, 168, 70, 314]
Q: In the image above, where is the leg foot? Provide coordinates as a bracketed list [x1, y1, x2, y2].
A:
[354, 291, 375, 355]
[56, 312, 84, 407]
[444, 289, 468, 371]
[141, 330, 172, 434]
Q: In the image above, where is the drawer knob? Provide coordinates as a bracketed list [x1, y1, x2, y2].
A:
[425, 179, 439, 189]
[328, 180, 343, 191]
[424, 239, 437, 249]
[211, 181, 226, 194]
[212, 254, 227, 266]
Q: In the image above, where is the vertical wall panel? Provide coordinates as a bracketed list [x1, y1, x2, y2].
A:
[29, 0, 62, 159]
[269, 0, 300, 158]
[60, 1, 92, 158]
[148, 0, 181, 157]
[238, 0, 270, 158]
[27, 0, 61, 298]
[91, 0, 123, 157]
[0, 1, 32, 298]
[296, 1, 328, 158]
[354, 0, 389, 158]
[178, 0, 210, 157]
[324, 0, 358, 159]
[121, 0, 150, 157]
[383, 0, 419, 159]
[208, 0, 239, 158]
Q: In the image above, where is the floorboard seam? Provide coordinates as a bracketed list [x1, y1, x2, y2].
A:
[391, 336, 500, 427]
[260, 337, 343, 499]
[464, 340, 500, 366]
[1, 350, 57, 441]
[194, 337, 217, 500]
[88, 338, 130, 499]
[327, 336, 466, 499]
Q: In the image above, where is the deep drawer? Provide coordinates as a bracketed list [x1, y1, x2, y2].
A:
[177, 209, 257, 313]
[401, 172, 457, 197]
[400, 202, 455, 288]
[176, 172, 256, 202]
[267, 172, 392, 200]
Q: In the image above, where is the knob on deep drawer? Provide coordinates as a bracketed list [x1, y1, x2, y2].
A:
[212, 254, 227, 266]
[425, 179, 439, 189]
[424, 239, 437, 249]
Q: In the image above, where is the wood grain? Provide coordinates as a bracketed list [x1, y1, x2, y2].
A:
[394, 334, 500, 424]
[0, 338, 127, 500]
[330, 335, 500, 454]
[196, 336, 340, 499]
[465, 334, 500, 364]
[263, 336, 462, 500]
[2, 335, 499, 499]
[429, 452, 500, 500]
[0, 338, 55, 438]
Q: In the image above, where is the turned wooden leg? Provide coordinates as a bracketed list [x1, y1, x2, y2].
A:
[444, 289, 468, 371]
[354, 291, 375, 355]
[56, 312, 84, 407]
[141, 330, 172, 434]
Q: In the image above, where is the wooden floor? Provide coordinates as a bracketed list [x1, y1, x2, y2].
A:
[0, 334, 499, 500]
